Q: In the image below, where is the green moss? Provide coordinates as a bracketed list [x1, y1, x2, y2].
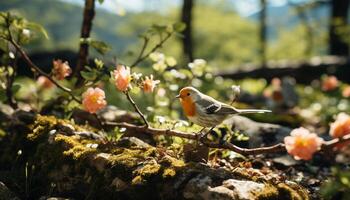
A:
[110, 148, 146, 168]
[256, 184, 279, 200]
[28, 115, 57, 141]
[276, 183, 309, 200]
[27, 115, 87, 141]
[162, 168, 176, 178]
[54, 134, 97, 160]
[159, 155, 185, 178]
[136, 162, 161, 177]
[131, 161, 161, 185]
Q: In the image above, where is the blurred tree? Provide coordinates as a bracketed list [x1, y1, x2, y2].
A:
[259, 0, 267, 67]
[75, 0, 96, 85]
[329, 0, 349, 56]
[181, 0, 194, 63]
[288, 1, 314, 57]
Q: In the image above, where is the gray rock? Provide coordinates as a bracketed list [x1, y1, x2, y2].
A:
[183, 175, 266, 200]
[224, 115, 291, 148]
[116, 137, 152, 148]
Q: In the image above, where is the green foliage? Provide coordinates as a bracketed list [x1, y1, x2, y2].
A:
[321, 168, 350, 200]
[80, 38, 111, 55]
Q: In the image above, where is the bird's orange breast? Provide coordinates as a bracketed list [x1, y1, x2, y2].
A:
[180, 97, 196, 117]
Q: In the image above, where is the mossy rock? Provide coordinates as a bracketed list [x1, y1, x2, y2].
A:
[0, 113, 310, 200]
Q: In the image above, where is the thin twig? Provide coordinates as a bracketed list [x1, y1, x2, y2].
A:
[124, 91, 150, 127]
[131, 37, 149, 67]
[5, 38, 81, 103]
[122, 33, 173, 127]
[130, 32, 172, 68]
[104, 121, 350, 156]
[105, 121, 196, 139]
[323, 134, 350, 149]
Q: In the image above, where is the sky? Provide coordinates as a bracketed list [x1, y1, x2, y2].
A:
[61, 0, 304, 17]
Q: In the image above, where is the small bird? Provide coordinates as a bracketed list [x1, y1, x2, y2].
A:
[176, 86, 271, 128]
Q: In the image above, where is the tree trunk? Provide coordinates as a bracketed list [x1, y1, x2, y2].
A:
[181, 0, 194, 63]
[259, 0, 267, 67]
[329, 0, 349, 56]
[74, 0, 96, 86]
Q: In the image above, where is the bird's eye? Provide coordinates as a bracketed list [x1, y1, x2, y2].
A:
[187, 93, 190, 96]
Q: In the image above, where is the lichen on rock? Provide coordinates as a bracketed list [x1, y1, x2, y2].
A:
[0, 113, 310, 199]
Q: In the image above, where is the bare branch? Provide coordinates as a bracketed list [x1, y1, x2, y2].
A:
[106, 121, 196, 139]
[105, 121, 350, 157]
[9, 39, 81, 103]
[124, 91, 150, 127]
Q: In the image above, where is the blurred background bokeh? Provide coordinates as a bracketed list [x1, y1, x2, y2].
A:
[2, 0, 348, 67]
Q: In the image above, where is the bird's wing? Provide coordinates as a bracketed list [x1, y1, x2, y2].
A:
[215, 103, 240, 114]
[195, 98, 222, 114]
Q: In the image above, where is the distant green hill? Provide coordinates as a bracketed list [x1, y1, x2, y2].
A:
[1, 0, 132, 54]
[4, 0, 299, 67]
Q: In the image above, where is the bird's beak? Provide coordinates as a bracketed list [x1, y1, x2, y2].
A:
[175, 94, 180, 99]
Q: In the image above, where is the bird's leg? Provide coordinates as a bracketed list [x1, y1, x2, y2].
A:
[195, 127, 206, 141]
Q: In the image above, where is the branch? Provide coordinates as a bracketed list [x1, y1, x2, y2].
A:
[323, 134, 350, 149]
[130, 32, 172, 68]
[131, 37, 149, 67]
[124, 91, 150, 127]
[74, 0, 96, 85]
[106, 122, 196, 140]
[6, 39, 81, 103]
[105, 121, 350, 156]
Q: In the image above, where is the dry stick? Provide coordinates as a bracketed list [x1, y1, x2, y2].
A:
[130, 37, 149, 68]
[106, 121, 196, 139]
[323, 134, 350, 149]
[124, 91, 150, 127]
[105, 121, 350, 156]
[7, 39, 81, 103]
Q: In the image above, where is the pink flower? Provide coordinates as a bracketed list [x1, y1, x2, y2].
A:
[113, 65, 131, 91]
[322, 75, 338, 91]
[142, 75, 160, 93]
[342, 86, 350, 98]
[284, 127, 323, 160]
[82, 87, 107, 114]
[330, 113, 350, 149]
[37, 76, 54, 89]
[53, 59, 71, 80]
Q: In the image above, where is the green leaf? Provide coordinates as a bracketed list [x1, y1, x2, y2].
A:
[150, 24, 167, 34]
[11, 84, 21, 94]
[26, 22, 49, 39]
[173, 22, 186, 32]
[98, 0, 104, 4]
[81, 71, 97, 81]
[0, 89, 7, 102]
[90, 39, 111, 55]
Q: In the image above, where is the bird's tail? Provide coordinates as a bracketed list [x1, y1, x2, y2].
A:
[236, 109, 272, 114]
